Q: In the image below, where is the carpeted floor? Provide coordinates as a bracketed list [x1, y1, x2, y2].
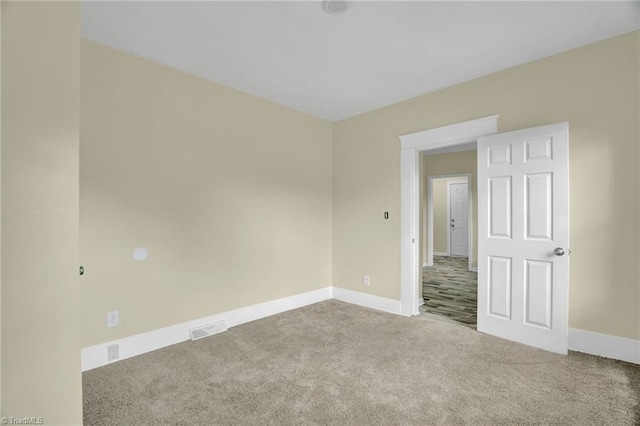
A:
[83, 300, 640, 425]
[423, 256, 478, 327]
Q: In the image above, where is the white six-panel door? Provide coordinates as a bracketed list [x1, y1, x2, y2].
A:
[450, 183, 469, 257]
[477, 123, 569, 354]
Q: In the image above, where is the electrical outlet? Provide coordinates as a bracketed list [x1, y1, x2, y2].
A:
[364, 275, 371, 286]
[107, 310, 119, 328]
[108, 344, 119, 361]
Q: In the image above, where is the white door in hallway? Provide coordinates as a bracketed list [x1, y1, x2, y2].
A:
[477, 123, 569, 354]
[449, 182, 469, 257]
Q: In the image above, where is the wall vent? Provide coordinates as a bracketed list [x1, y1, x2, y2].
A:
[189, 320, 227, 341]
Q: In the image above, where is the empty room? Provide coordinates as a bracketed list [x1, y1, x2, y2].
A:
[1, 1, 640, 425]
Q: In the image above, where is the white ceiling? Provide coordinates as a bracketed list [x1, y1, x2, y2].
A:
[81, 1, 639, 122]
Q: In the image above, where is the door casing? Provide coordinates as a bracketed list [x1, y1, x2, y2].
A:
[399, 115, 499, 316]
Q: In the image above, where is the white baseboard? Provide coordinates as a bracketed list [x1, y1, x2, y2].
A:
[82, 288, 639, 371]
[331, 287, 402, 315]
[81, 287, 332, 371]
[433, 252, 448, 256]
[569, 328, 639, 364]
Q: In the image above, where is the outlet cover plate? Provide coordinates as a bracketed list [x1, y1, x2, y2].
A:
[107, 310, 119, 328]
[108, 344, 119, 361]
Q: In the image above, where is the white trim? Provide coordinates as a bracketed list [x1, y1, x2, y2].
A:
[400, 115, 499, 151]
[332, 287, 403, 316]
[81, 287, 332, 371]
[470, 266, 478, 272]
[80, 288, 639, 370]
[422, 141, 476, 157]
[446, 180, 451, 256]
[426, 175, 434, 266]
[433, 252, 449, 257]
[402, 115, 498, 315]
[400, 149, 421, 316]
[467, 186, 474, 273]
[569, 328, 640, 364]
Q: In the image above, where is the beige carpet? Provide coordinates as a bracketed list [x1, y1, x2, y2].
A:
[83, 300, 640, 425]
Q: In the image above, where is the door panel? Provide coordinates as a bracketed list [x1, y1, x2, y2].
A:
[489, 177, 512, 238]
[525, 137, 553, 162]
[488, 144, 512, 166]
[478, 123, 569, 354]
[524, 260, 553, 329]
[488, 256, 512, 319]
[525, 173, 553, 240]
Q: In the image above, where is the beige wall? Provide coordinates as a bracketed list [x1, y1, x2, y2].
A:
[432, 179, 450, 254]
[80, 40, 333, 347]
[1, 2, 82, 424]
[421, 151, 477, 266]
[333, 31, 640, 340]
[0, 10, 635, 423]
[0, 2, 3, 416]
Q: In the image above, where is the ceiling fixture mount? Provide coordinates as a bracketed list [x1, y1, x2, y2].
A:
[322, 0, 350, 15]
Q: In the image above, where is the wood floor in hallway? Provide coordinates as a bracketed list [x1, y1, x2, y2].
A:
[422, 256, 477, 327]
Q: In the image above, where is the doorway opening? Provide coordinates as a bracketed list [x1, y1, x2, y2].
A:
[398, 115, 499, 318]
[425, 173, 474, 270]
[421, 168, 477, 327]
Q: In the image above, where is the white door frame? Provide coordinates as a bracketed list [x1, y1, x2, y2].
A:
[426, 174, 472, 271]
[399, 115, 499, 316]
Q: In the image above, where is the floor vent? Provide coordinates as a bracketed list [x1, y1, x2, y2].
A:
[190, 320, 227, 341]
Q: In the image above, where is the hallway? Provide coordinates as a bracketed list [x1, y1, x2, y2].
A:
[422, 256, 477, 327]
